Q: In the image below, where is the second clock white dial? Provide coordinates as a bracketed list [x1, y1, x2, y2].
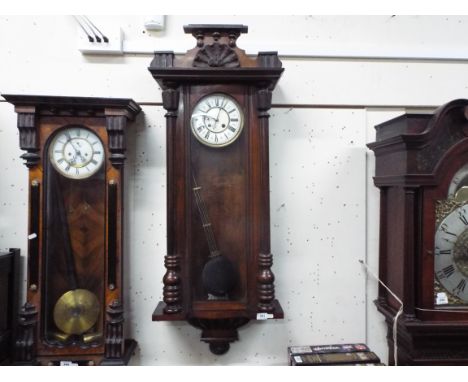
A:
[49, 126, 105, 179]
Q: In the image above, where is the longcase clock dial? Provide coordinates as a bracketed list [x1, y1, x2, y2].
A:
[435, 204, 468, 302]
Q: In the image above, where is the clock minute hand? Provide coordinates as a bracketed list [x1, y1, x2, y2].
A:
[192, 112, 217, 120]
[69, 141, 85, 163]
[215, 104, 223, 122]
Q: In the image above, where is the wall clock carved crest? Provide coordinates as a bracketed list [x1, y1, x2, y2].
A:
[193, 43, 240, 68]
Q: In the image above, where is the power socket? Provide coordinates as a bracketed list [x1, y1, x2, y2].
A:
[144, 15, 165, 31]
[77, 25, 123, 55]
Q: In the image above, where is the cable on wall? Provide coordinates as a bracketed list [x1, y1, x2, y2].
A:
[359, 259, 403, 366]
[74, 16, 94, 42]
[74, 16, 109, 44]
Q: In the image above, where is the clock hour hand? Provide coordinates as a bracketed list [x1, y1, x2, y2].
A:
[192, 113, 219, 131]
[192, 112, 217, 120]
[69, 155, 77, 166]
[192, 112, 209, 116]
[69, 141, 85, 163]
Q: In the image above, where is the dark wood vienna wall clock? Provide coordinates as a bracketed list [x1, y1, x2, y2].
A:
[2, 94, 141, 365]
[369, 99, 468, 365]
[149, 24, 284, 354]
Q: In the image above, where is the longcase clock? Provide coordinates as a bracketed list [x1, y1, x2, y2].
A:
[149, 24, 284, 354]
[369, 99, 468, 365]
[3, 94, 141, 365]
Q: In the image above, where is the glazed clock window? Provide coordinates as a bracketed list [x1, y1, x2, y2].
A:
[48, 127, 105, 179]
[190, 93, 244, 148]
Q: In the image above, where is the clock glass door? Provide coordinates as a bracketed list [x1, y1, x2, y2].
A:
[43, 125, 106, 347]
[189, 86, 248, 304]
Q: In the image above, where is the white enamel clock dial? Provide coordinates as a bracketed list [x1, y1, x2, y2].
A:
[435, 204, 468, 302]
[49, 127, 105, 179]
[190, 93, 244, 147]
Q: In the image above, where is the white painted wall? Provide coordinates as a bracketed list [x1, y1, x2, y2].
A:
[1, 15, 466, 365]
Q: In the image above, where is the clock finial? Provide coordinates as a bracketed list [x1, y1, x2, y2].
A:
[184, 24, 248, 48]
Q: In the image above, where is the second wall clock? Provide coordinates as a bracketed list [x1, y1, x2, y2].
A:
[149, 24, 284, 354]
[3, 94, 141, 365]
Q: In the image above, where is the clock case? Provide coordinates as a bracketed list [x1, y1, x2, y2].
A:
[3, 94, 141, 365]
[149, 25, 284, 354]
[0, 248, 20, 365]
[369, 99, 468, 365]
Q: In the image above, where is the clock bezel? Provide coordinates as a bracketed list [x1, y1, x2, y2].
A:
[190, 92, 244, 148]
[48, 125, 105, 180]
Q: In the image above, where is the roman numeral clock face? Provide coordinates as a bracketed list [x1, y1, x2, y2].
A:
[435, 205, 468, 302]
[190, 93, 244, 148]
[48, 127, 105, 179]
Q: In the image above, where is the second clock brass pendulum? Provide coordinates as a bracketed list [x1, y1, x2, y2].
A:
[48, 167, 100, 341]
